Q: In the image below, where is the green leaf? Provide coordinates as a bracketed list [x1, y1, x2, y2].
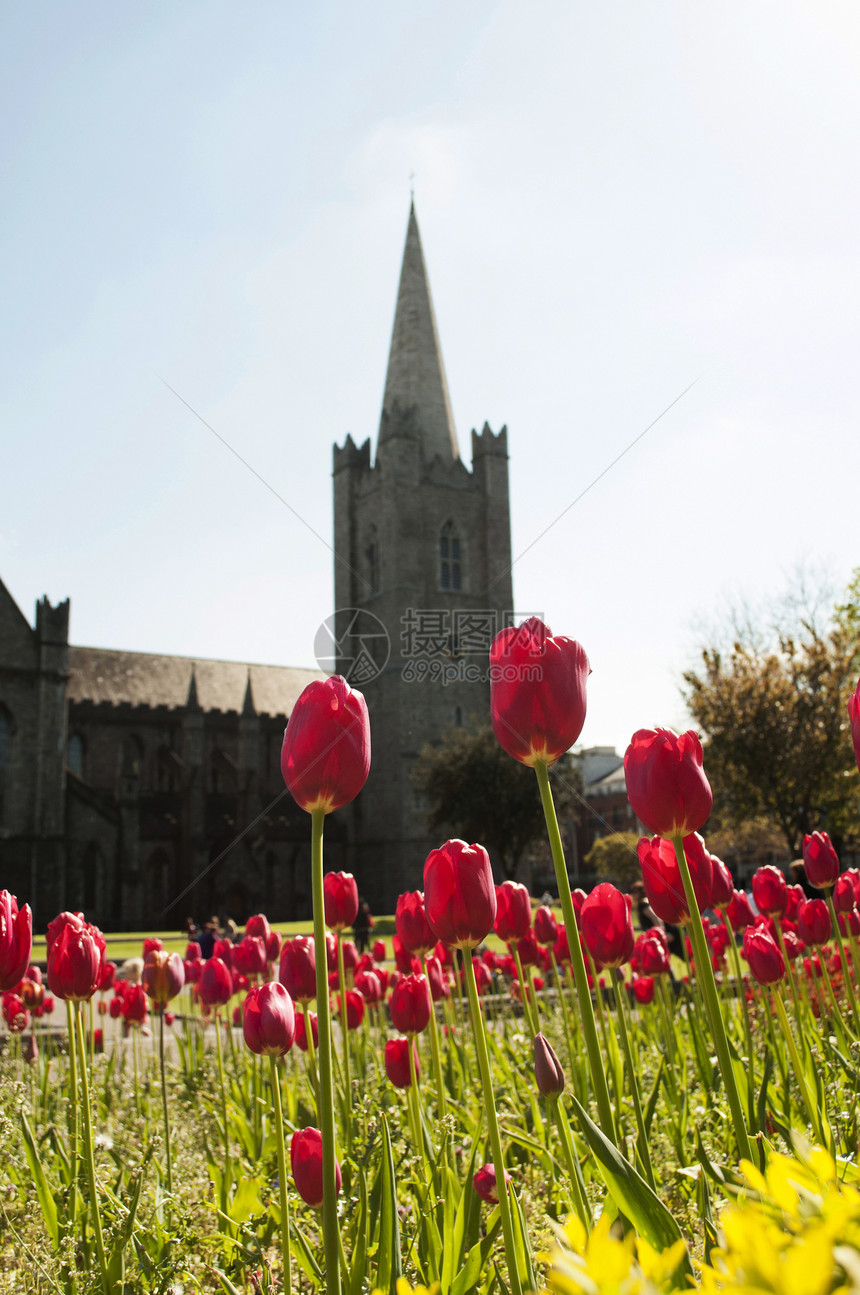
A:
[644, 1057, 664, 1137]
[291, 1222, 323, 1281]
[569, 1094, 692, 1287]
[106, 1141, 153, 1287]
[374, 1112, 402, 1293]
[348, 1168, 369, 1295]
[451, 1212, 503, 1295]
[20, 1112, 58, 1250]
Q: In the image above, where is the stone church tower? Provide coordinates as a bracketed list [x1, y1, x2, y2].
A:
[332, 204, 514, 907]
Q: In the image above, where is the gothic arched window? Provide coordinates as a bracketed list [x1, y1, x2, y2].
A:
[440, 522, 462, 592]
[67, 734, 84, 779]
[366, 525, 380, 595]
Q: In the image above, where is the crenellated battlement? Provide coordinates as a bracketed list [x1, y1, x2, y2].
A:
[332, 433, 372, 474]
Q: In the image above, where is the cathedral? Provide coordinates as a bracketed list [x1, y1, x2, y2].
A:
[0, 205, 513, 930]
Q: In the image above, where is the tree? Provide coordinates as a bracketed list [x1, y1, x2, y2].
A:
[412, 723, 580, 880]
[683, 568, 860, 858]
[585, 833, 641, 891]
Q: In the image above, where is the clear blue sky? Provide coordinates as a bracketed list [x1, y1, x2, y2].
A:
[2, 1, 858, 753]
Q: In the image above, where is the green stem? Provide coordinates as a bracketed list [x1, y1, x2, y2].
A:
[534, 761, 616, 1138]
[66, 1000, 79, 1200]
[511, 945, 538, 1037]
[311, 808, 342, 1295]
[159, 1007, 173, 1196]
[462, 948, 525, 1295]
[671, 835, 752, 1162]
[75, 1004, 108, 1292]
[770, 985, 829, 1150]
[553, 1099, 591, 1231]
[214, 1010, 231, 1200]
[611, 971, 657, 1190]
[336, 933, 353, 1144]
[269, 1055, 292, 1292]
[422, 956, 448, 1120]
[826, 891, 860, 1036]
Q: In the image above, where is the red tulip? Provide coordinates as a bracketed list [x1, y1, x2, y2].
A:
[849, 677, 860, 773]
[624, 729, 712, 838]
[395, 891, 435, 956]
[242, 981, 295, 1056]
[473, 1163, 511, 1205]
[784, 884, 805, 922]
[490, 618, 590, 767]
[533, 905, 558, 946]
[324, 872, 359, 932]
[122, 983, 148, 1023]
[834, 875, 857, 914]
[384, 1036, 419, 1088]
[631, 975, 656, 1004]
[580, 883, 635, 969]
[97, 961, 116, 992]
[424, 954, 450, 1001]
[281, 676, 370, 814]
[2, 991, 29, 1033]
[232, 936, 268, 978]
[0, 893, 32, 993]
[710, 856, 734, 908]
[339, 989, 365, 1030]
[472, 958, 493, 993]
[185, 942, 202, 963]
[199, 957, 233, 1007]
[797, 899, 832, 948]
[726, 889, 756, 930]
[389, 973, 432, 1035]
[636, 931, 671, 977]
[516, 928, 541, 968]
[341, 939, 359, 972]
[245, 913, 271, 945]
[743, 927, 785, 985]
[291, 1127, 341, 1208]
[553, 924, 571, 964]
[752, 866, 787, 917]
[20, 967, 44, 1010]
[424, 840, 497, 949]
[803, 832, 841, 890]
[143, 937, 164, 960]
[637, 835, 713, 925]
[294, 1010, 319, 1052]
[839, 909, 860, 938]
[47, 920, 103, 1001]
[782, 928, 804, 960]
[533, 1032, 565, 1097]
[372, 938, 387, 963]
[266, 930, 283, 963]
[213, 938, 233, 967]
[142, 950, 185, 1004]
[354, 969, 384, 1004]
[276, 937, 315, 1006]
[494, 882, 532, 943]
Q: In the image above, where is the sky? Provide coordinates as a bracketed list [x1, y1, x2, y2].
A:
[2, 1, 859, 755]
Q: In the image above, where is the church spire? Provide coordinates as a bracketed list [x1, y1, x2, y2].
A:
[378, 202, 460, 462]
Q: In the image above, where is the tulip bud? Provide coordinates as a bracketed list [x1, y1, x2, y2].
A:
[533, 1031, 565, 1097]
[142, 950, 185, 1005]
[424, 840, 497, 950]
[389, 973, 432, 1035]
[743, 927, 785, 985]
[533, 905, 558, 946]
[395, 890, 435, 955]
[490, 618, 590, 767]
[199, 956, 233, 1007]
[291, 1127, 341, 1208]
[323, 871, 359, 932]
[473, 1163, 511, 1205]
[294, 1010, 319, 1052]
[850, 677, 860, 774]
[47, 920, 104, 1002]
[803, 832, 841, 890]
[624, 728, 712, 839]
[242, 982, 295, 1056]
[281, 676, 370, 814]
[752, 866, 787, 917]
[797, 899, 832, 948]
[384, 1036, 419, 1088]
[0, 892, 33, 993]
[580, 883, 635, 969]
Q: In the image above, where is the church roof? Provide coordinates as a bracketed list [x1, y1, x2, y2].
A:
[379, 202, 460, 462]
[67, 646, 324, 716]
